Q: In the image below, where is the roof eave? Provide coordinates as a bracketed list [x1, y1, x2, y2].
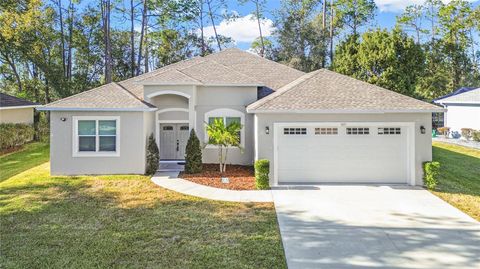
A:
[36, 106, 158, 112]
[139, 81, 263, 87]
[433, 100, 480, 105]
[247, 108, 446, 114]
[0, 105, 40, 110]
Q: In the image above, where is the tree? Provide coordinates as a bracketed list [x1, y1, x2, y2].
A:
[334, 0, 376, 37]
[145, 133, 159, 174]
[239, 0, 267, 57]
[334, 29, 425, 97]
[250, 37, 274, 58]
[205, 118, 242, 173]
[101, 0, 112, 83]
[185, 129, 203, 174]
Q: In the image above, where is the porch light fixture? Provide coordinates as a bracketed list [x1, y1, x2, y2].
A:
[420, 125, 426, 134]
[265, 126, 270, 134]
[60, 117, 67, 122]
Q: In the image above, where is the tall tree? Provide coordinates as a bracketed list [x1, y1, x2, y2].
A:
[101, 0, 112, 83]
[240, 0, 267, 57]
[334, 0, 376, 36]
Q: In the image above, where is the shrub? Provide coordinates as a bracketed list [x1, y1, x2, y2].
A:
[255, 159, 270, 190]
[423, 161, 440, 190]
[145, 133, 159, 175]
[437, 127, 450, 138]
[461, 128, 474, 140]
[473, 130, 480, 142]
[185, 129, 203, 174]
[0, 123, 35, 150]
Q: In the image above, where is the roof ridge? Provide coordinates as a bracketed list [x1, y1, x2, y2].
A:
[174, 69, 204, 83]
[128, 56, 205, 83]
[193, 57, 263, 84]
[112, 82, 154, 108]
[248, 70, 322, 110]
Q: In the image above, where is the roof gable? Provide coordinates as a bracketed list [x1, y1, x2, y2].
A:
[248, 69, 443, 113]
[434, 88, 480, 104]
[41, 82, 154, 111]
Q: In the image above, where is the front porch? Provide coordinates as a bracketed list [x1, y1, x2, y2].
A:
[158, 160, 185, 172]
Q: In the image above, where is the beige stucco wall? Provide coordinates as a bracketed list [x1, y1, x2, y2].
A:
[143, 85, 257, 165]
[0, 108, 34, 124]
[255, 113, 433, 186]
[50, 111, 148, 175]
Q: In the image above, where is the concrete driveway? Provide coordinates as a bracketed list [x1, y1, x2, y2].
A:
[272, 186, 480, 269]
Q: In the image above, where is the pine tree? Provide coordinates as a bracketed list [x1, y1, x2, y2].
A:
[185, 129, 203, 174]
[145, 133, 159, 175]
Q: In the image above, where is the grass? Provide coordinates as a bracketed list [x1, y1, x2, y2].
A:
[0, 142, 49, 182]
[431, 142, 480, 221]
[0, 163, 286, 268]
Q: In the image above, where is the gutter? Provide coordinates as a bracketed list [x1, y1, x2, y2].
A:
[36, 106, 158, 112]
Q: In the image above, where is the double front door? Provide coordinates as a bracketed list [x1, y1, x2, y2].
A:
[159, 123, 189, 160]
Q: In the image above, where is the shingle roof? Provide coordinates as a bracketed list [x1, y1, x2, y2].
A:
[247, 69, 444, 113]
[41, 49, 305, 110]
[41, 82, 155, 111]
[0, 93, 38, 108]
[205, 48, 305, 90]
[434, 88, 480, 104]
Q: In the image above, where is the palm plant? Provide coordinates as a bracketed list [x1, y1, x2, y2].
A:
[205, 118, 242, 173]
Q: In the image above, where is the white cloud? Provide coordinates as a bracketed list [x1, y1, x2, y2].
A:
[202, 14, 274, 43]
[375, 0, 477, 12]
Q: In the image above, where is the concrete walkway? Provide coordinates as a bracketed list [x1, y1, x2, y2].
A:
[273, 186, 480, 269]
[151, 172, 273, 202]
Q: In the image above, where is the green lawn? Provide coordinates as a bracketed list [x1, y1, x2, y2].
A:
[432, 142, 480, 221]
[0, 163, 286, 268]
[0, 142, 50, 182]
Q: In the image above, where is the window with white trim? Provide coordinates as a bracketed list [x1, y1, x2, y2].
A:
[346, 127, 369, 135]
[378, 127, 401, 135]
[284, 128, 307, 135]
[204, 108, 245, 147]
[73, 117, 120, 157]
[315, 127, 338, 135]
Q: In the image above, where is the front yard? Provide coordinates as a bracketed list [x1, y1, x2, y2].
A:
[0, 163, 286, 268]
[432, 142, 480, 221]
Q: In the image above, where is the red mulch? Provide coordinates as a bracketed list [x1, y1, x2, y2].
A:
[179, 164, 256, 190]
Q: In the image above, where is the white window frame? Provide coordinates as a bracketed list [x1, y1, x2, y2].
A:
[204, 108, 245, 148]
[72, 116, 120, 157]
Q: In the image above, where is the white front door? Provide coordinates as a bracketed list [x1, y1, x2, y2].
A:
[159, 123, 190, 160]
[276, 123, 410, 184]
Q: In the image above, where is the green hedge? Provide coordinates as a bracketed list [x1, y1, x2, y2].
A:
[423, 161, 440, 190]
[0, 123, 35, 150]
[254, 159, 270, 190]
[145, 133, 159, 175]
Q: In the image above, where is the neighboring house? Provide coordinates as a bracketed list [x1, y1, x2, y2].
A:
[38, 48, 443, 186]
[0, 93, 39, 124]
[434, 87, 480, 135]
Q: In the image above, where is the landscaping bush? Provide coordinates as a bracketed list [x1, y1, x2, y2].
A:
[473, 130, 480, 142]
[437, 127, 450, 138]
[461, 128, 474, 140]
[145, 133, 159, 175]
[423, 161, 440, 190]
[0, 123, 35, 150]
[185, 129, 203, 174]
[254, 159, 270, 190]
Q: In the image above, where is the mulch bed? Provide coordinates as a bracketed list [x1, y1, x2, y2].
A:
[179, 164, 256, 190]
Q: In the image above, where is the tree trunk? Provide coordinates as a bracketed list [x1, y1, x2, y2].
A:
[329, 0, 334, 64]
[130, 0, 135, 77]
[57, 0, 66, 77]
[255, 1, 265, 57]
[144, 23, 149, 73]
[222, 147, 228, 172]
[66, 0, 73, 80]
[102, 0, 112, 83]
[32, 65, 41, 141]
[199, 0, 206, 56]
[322, 0, 326, 30]
[206, 0, 222, 51]
[137, 0, 147, 75]
[218, 146, 223, 173]
[0, 50, 23, 92]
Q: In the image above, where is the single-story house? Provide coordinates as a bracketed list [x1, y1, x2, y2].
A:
[434, 87, 480, 135]
[38, 48, 444, 186]
[0, 93, 39, 124]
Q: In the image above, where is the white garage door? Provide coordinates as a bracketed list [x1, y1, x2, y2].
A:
[276, 123, 410, 184]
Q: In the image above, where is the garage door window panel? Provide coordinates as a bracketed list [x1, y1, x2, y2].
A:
[347, 127, 369, 135]
[378, 127, 401, 135]
[284, 128, 307, 135]
[315, 127, 338, 135]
